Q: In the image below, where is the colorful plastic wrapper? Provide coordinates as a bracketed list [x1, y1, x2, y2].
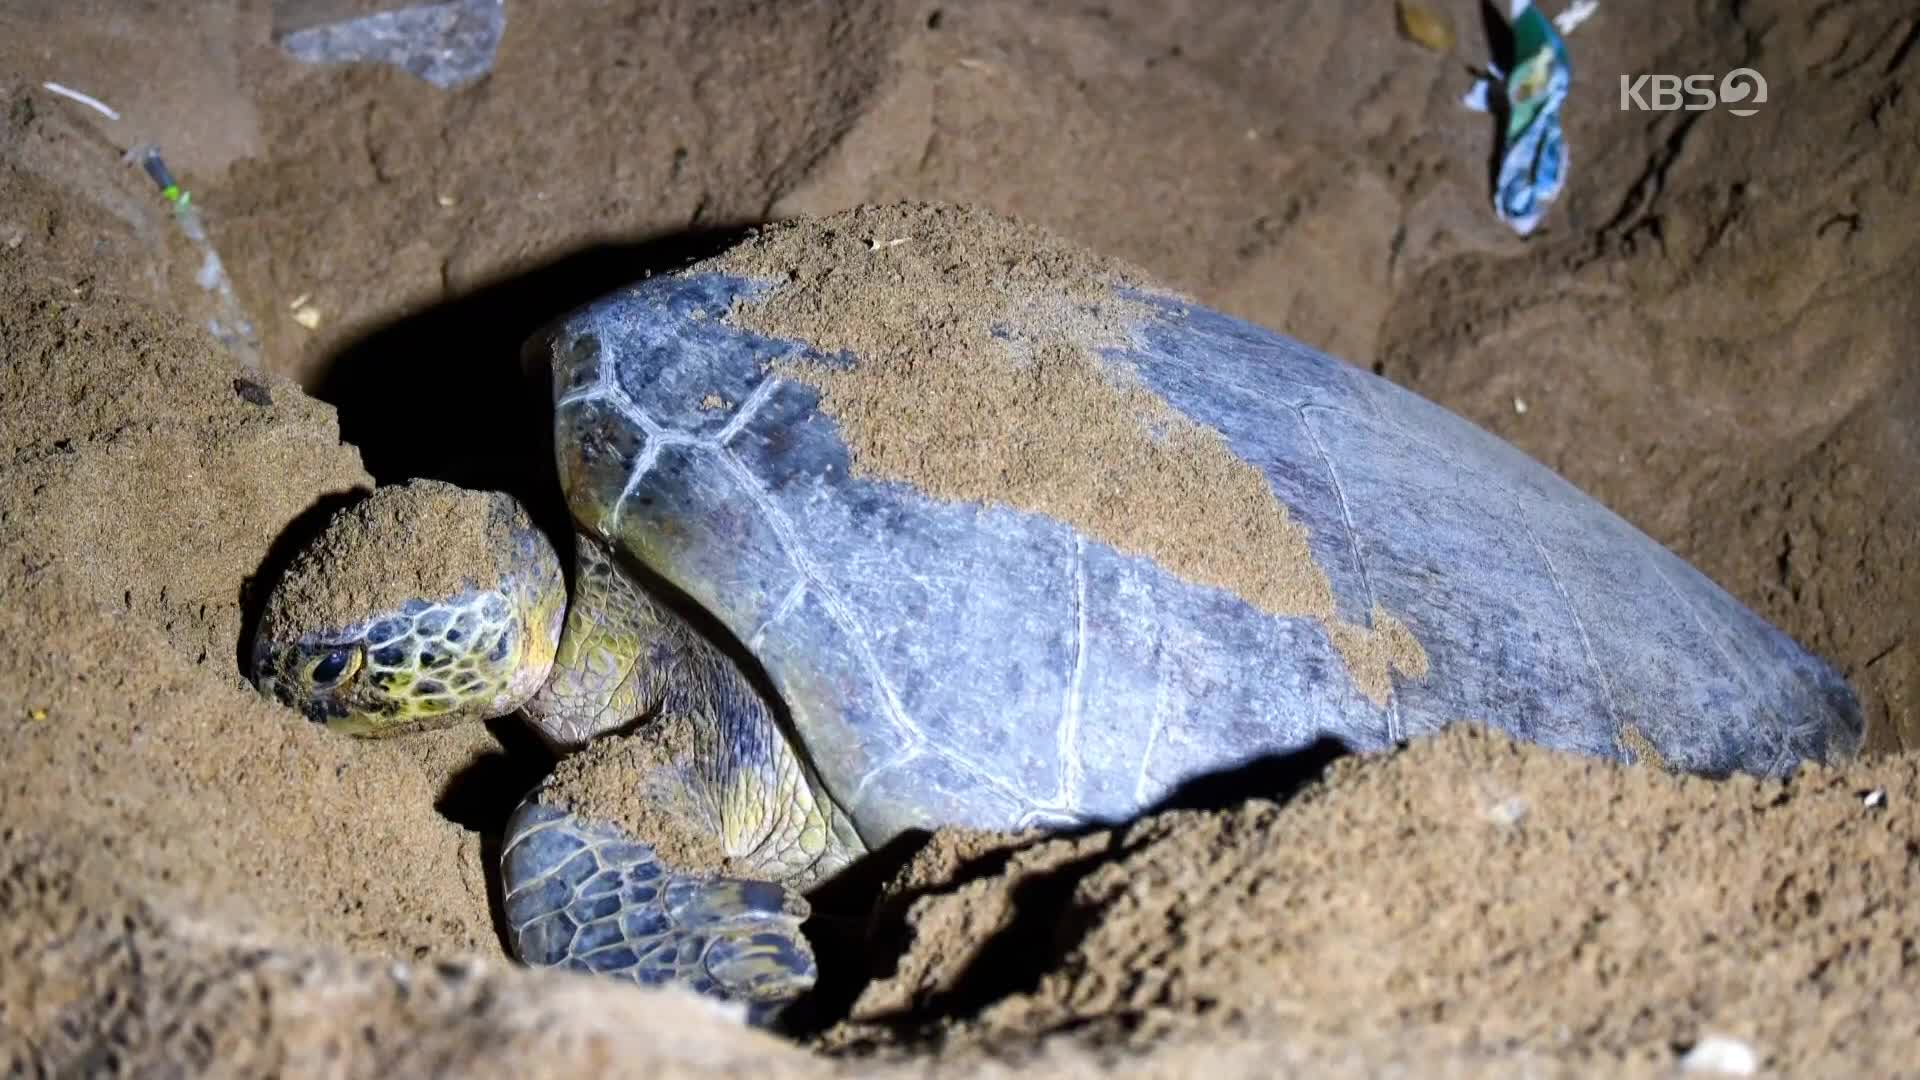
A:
[1462, 2, 1578, 236]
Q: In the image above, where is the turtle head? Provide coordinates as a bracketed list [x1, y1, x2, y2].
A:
[250, 481, 568, 737]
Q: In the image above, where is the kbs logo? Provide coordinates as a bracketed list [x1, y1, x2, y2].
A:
[1618, 69, 1767, 116]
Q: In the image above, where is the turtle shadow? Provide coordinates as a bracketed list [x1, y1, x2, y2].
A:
[790, 825, 1131, 1045]
[307, 224, 758, 543]
[787, 738, 1351, 1042]
[434, 714, 559, 953]
[244, 225, 759, 675]
[1471, 0, 1519, 200]
[1141, 735, 1349, 815]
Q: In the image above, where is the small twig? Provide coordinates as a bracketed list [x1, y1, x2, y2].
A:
[40, 81, 120, 121]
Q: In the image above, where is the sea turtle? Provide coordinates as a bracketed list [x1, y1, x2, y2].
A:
[250, 206, 1861, 1027]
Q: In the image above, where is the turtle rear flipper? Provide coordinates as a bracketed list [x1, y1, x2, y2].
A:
[501, 797, 817, 1027]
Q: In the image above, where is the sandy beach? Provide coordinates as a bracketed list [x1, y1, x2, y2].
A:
[1, 1, 1914, 1074]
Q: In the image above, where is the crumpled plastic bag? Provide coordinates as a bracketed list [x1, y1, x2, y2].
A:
[273, 0, 506, 90]
[1461, 1, 1595, 235]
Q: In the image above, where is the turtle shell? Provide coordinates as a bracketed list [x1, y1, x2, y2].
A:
[529, 268, 1860, 850]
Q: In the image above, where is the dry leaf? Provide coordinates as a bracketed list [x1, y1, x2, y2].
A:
[1396, 0, 1456, 53]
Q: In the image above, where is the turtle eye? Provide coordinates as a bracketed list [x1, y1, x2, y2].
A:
[306, 646, 362, 688]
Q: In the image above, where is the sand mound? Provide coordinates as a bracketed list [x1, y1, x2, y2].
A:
[0, 266, 512, 967]
[837, 726, 1918, 1074]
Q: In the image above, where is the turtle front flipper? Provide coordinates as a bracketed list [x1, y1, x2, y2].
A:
[502, 534, 864, 1024]
[501, 796, 816, 1027]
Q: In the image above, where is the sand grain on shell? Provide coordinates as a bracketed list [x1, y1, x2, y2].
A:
[706, 204, 1428, 703]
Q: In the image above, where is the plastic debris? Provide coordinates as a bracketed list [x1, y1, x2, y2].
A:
[38, 83, 265, 368]
[1863, 788, 1887, 809]
[1461, 2, 1590, 236]
[40, 81, 120, 120]
[274, 0, 506, 90]
[1555, 0, 1600, 35]
[1678, 1035, 1759, 1075]
[128, 145, 263, 368]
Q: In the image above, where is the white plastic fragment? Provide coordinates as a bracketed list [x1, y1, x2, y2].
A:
[1554, 0, 1600, 35]
[1460, 77, 1495, 112]
[196, 250, 226, 290]
[1679, 1035, 1758, 1076]
[40, 82, 119, 120]
[1863, 788, 1886, 809]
